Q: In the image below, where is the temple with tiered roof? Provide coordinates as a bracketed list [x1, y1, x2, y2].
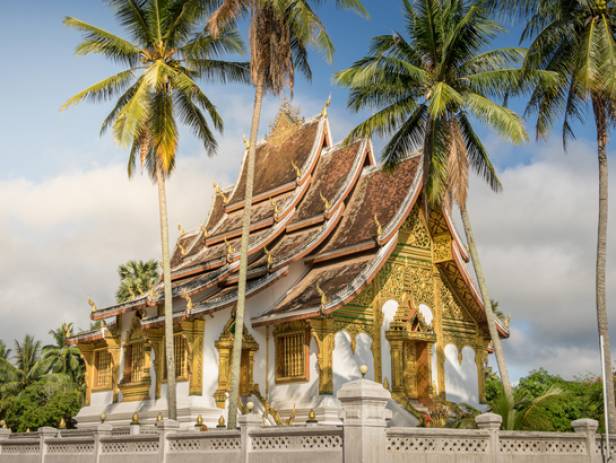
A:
[69, 103, 508, 428]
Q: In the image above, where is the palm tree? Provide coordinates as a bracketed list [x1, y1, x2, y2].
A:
[42, 323, 84, 385]
[116, 259, 160, 303]
[490, 0, 616, 432]
[336, 0, 540, 415]
[0, 341, 11, 385]
[62, 0, 249, 419]
[208, 0, 368, 428]
[10, 335, 45, 391]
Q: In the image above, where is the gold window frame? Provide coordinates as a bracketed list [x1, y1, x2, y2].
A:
[274, 325, 310, 384]
[92, 349, 113, 392]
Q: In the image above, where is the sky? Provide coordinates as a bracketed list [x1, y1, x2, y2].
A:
[0, 0, 613, 383]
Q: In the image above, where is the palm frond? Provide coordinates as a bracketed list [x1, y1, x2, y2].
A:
[61, 69, 134, 111]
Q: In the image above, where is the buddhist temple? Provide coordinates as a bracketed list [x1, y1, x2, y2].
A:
[69, 102, 509, 428]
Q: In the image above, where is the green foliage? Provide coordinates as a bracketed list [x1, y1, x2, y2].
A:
[42, 323, 84, 385]
[116, 259, 160, 303]
[487, 368, 604, 432]
[63, 0, 250, 179]
[1, 374, 82, 432]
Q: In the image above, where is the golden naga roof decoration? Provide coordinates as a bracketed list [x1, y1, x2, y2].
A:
[319, 191, 332, 211]
[178, 241, 187, 257]
[316, 283, 328, 307]
[242, 134, 250, 151]
[291, 159, 302, 178]
[214, 183, 230, 204]
[263, 246, 274, 271]
[373, 213, 383, 237]
[181, 289, 193, 314]
[270, 197, 281, 221]
[200, 224, 209, 238]
[224, 237, 235, 256]
[88, 298, 97, 313]
[177, 224, 186, 236]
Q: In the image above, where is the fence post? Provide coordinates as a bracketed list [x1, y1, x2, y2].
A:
[157, 419, 179, 463]
[0, 427, 11, 456]
[337, 377, 391, 463]
[239, 412, 261, 463]
[572, 418, 599, 463]
[95, 423, 112, 463]
[39, 427, 58, 463]
[476, 412, 502, 463]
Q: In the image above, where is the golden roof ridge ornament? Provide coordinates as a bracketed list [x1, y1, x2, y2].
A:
[291, 160, 302, 178]
[200, 224, 209, 238]
[181, 289, 193, 314]
[263, 246, 274, 271]
[319, 191, 332, 211]
[242, 134, 250, 151]
[373, 213, 383, 237]
[214, 182, 230, 204]
[321, 95, 332, 118]
[88, 298, 97, 313]
[316, 283, 328, 308]
[270, 197, 281, 221]
[178, 241, 187, 257]
[177, 224, 186, 236]
[224, 237, 235, 256]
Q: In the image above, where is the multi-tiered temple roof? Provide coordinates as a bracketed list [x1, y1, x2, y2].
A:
[86, 104, 507, 338]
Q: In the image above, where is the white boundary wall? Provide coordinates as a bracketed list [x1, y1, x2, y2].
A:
[0, 379, 608, 463]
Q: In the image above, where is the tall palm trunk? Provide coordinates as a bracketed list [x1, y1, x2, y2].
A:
[227, 78, 265, 429]
[156, 162, 177, 420]
[460, 204, 514, 420]
[592, 96, 616, 432]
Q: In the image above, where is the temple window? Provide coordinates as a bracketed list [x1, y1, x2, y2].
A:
[124, 341, 145, 383]
[94, 350, 112, 389]
[164, 333, 189, 381]
[275, 328, 309, 383]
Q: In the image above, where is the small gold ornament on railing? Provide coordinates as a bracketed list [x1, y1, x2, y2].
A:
[131, 413, 140, 426]
[246, 401, 255, 414]
[285, 404, 296, 426]
[195, 415, 206, 431]
[0, 420, 7, 429]
[306, 409, 318, 424]
[26, 428, 31, 433]
[100, 413, 107, 423]
[58, 418, 66, 429]
[156, 412, 164, 424]
[216, 415, 226, 429]
[359, 364, 369, 378]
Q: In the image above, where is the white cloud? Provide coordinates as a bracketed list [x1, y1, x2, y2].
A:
[468, 138, 616, 379]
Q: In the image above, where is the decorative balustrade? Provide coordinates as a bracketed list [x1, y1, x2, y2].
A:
[0, 379, 608, 463]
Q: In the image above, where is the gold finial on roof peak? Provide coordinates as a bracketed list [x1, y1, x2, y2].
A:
[214, 183, 230, 204]
[88, 298, 97, 313]
[177, 224, 186, 236]
[321, 95, 332, 118]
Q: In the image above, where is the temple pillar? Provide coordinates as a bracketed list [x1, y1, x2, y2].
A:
[475, 347, 488, 403]
[310, 318, 337, 395]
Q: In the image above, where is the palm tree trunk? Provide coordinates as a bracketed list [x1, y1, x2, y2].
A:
[227, 78, 265, 429]
[592, 96, 616, 432]
[156, 162, 177, 420]
[459, 204, 515, 422]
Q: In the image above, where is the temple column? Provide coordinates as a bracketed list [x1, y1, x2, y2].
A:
[186, 319, 205, 396]
[143, 328, 163, 399]
[310, 318, 336, 395]
[475, 347, 488, 403]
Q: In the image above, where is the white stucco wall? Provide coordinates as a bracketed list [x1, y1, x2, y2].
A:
[332, 330, 374, 393]
[443, 343, 480, 406]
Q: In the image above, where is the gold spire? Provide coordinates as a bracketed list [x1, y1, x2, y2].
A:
[373, 213, 383, 236]
[321, 95, 332, 118]
[217, 415, 226, 428]
[319, 191, 332, 211]
[58, 417, 67, 429]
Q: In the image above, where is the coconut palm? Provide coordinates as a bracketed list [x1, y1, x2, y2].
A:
[489, 0, 616, 432]
[116, 259, 160, 303]
[336, 0, 546, 415]
[2, 335, 45, 394]
[208, 0, 367, 428]
[42, 323, 84, 384]
[62, 0, 249, 419]
[0, 341, 11, 385]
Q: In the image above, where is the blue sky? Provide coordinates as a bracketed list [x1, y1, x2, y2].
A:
[0, 1, 613, 382]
